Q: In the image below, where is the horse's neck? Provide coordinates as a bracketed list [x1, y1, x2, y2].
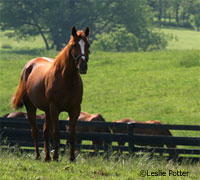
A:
[53, 45, 77, 77]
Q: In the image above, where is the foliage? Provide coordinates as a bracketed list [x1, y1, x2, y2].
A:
[148, 0, 200, 30]
[158, 21, 193, 29]
[92, 27, 139, 52]
[138, 30, 169, 51]
[0, 0, 73, 50]
[193, 14, 200, 30]
[0, 0, 167, 51]
[92, 27, 169, 52]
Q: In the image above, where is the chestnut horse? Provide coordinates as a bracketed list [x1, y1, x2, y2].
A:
[112, 119, 177, 157]
[11, 27, 90, 161]
[66, 112, 109, 146]
[3, 112, 45, 119]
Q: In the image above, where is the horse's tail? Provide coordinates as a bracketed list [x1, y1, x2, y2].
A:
[11, 79, 26, 109]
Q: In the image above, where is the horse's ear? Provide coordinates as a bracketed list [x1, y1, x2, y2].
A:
[85, 27, 89, 37]
[71, 26, 77, 37]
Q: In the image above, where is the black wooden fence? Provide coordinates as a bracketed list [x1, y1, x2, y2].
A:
[0, 117, 200, 162]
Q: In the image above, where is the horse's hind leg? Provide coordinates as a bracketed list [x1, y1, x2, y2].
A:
[24, 100, 39, 159]
[43, 111, 51, 161]
[50, 104, 60, 161]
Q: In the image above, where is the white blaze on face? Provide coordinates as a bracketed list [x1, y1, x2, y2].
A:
[78, 39, 85, 61]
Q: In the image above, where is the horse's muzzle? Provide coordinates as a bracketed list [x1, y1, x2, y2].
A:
[79, 60, 88, 74]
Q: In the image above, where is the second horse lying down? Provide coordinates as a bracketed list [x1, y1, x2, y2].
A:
[112, 118, 177, 157]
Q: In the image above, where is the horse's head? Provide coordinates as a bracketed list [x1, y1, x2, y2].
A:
[70, 27, 90, 74]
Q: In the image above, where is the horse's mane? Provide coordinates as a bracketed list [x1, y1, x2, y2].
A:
[53, 37, 74, 73]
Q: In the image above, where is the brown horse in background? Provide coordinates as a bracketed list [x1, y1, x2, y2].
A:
[66, 112, 109, 146]
[3, 112, 45, 119]
[11, 27, 90, 161]
[112, 119, 177, 157]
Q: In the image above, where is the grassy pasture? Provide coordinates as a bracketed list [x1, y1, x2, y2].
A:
[0, 151, 199, 180]
[0, 31, 45, 50]
[0, 28, 200, 179]
[1, 49, 200, 137]
[161, 28, 200, 50]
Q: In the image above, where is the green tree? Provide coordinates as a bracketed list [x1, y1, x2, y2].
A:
[92, 27, 139, 52]
[0, 0, 52, 49]
[148, 0, 200, 29]
[0, 0, 166, 51]
[0, 0, 97, 50]
[191, 0, 200, 30]
[0, 0, 51, 49]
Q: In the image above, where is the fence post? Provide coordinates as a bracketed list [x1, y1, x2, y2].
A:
[128, 122, 135, 155]
[104, 133, 112, 158]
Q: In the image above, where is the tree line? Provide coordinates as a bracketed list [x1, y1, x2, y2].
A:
[0, 0, 199, 52]
[148, 0, 200, 29]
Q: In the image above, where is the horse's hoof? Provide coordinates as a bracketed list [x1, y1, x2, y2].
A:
[35, 155, 40, 160]
[53, 158, 58, 161]
[70, 156, 75, 162]
[53, 154, 59, 161]
[44, 155, 51, 162]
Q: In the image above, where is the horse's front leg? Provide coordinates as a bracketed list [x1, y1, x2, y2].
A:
[50, 104, 60, 161]
[43, 111, 51, 161]
[68, 108, 80, 161]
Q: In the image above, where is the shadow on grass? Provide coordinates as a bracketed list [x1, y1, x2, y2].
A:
[11, 48, 48, 55]
[179, 51, 200, 68]
[0, 48, 57, 59]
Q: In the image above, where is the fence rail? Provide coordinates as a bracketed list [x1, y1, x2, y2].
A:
[1, 117, 200, 162]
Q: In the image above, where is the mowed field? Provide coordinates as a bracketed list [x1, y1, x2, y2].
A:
[161, 28, 200, 50]
[0, 28, 200, 179]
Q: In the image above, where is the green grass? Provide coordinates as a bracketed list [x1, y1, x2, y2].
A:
[82, 51, 200, 123]
[161, 28, 200, 50]
[0, 31, 45, 50]
[0, 151, 199, 180]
